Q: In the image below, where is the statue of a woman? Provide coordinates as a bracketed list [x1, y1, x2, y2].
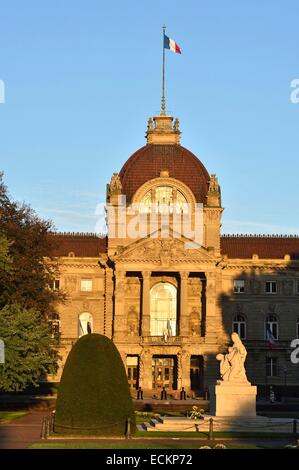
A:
[216, 332, 248, 383]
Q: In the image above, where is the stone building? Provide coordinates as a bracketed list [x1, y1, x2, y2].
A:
[49, 110, 299, 398]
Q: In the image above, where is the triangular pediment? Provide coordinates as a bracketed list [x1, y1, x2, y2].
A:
[113, 229, 216, 266]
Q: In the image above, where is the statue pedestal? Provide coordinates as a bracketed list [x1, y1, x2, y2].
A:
[209, 381, 257, 417]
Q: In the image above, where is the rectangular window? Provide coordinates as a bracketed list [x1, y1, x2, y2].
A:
[80, 279, 92, 292]
[266, 357, 278, 377]
[50, 279, 60, 290]
[266, 281, 277, 294]
[233, 280, 245, 294]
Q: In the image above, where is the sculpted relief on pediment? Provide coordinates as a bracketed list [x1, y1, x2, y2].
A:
[114, 237, 215, 266]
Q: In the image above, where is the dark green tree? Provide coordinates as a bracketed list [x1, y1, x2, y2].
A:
[55, 334, 135, 436]
[0, 173, 65, 390]
[0, 304, 59, 392]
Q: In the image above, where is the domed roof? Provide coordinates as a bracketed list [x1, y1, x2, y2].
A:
[119, 144, 210, 203]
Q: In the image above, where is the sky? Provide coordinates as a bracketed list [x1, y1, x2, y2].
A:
[0, 0, 299, 235]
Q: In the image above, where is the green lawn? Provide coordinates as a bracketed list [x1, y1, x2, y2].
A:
[0, 411, 28, 423]
[29, 442, 260, 449]
[135, 430, 293, 439]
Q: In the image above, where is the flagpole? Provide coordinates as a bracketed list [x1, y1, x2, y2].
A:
[161, 25, 166, 115]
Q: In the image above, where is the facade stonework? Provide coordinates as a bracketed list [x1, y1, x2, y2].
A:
[49, 112, 299, 397]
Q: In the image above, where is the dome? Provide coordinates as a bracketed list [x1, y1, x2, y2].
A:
[119, 144, 210, 204]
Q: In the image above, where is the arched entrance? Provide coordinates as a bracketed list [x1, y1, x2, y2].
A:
[150, 282, 177, 336]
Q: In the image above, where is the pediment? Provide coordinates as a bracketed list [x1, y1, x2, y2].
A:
[113, 230, 216, 266]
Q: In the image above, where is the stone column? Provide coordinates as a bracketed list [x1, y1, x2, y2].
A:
[141, 271, 151, 336]
[104, 266, 114, 338]
[205, 271, 218, 343]
[139, 348, 152, 391]
[178, 350, 191, 391]
[179, 272, 189, 336]
[113, 270, 126, 339]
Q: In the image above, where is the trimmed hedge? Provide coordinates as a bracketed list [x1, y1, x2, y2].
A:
[54, 334, 135, 436]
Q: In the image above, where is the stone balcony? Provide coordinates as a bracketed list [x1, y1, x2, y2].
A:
[244, 340, 292, 351]
[141, 335, 182, 346]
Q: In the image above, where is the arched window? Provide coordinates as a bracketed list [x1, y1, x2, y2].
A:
[78, 312, 93, 338]
[150, 283, 177, 336]
[232, 315, 246, 340]
[141, 186, 188, 214]
[266, 315, 278, 340]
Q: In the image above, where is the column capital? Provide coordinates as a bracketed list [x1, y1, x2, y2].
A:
[180, 271, 189, 280]
[205, 271, 216, 281]
[115, 268, 126, 276]
[142, 270, 151, 280]
[115, 270, 126, 282]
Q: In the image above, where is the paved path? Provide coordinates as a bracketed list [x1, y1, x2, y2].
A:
[0, 411, 48, 449]
[0, 411, 294, 449]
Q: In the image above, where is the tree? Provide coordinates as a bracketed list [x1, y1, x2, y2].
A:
[0, 232, 12, 273]
[54, 334, 135, 436]
[0, 172, 65, 316]
[0, 304, 59, 392]
[0, 173, 65, 390]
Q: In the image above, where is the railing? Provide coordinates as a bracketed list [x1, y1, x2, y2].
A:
[244, 340, 292, 350]
[142, 336, 182, 345]
[41, 412, 132, 439]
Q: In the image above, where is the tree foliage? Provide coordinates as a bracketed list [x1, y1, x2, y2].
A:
[0, 173, 64, 391]
[55, 334, 135, 436]
[0, 304, 59, 392]
[0, 232, 12, 273]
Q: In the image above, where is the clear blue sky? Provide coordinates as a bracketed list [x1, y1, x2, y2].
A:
[0, 0, 298, 234]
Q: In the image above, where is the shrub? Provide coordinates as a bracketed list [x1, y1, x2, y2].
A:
[54, 334, 135, 436]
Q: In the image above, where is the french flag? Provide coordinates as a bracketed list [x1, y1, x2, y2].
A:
[266, 326, 276, 349]
[164, 34, 181, 54]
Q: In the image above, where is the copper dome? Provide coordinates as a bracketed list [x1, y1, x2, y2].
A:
[119, 144, 210, 203]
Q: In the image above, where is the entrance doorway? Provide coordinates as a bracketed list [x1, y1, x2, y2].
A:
[152, 356, 177, 390]
[190, 355, 204, 394]
[127, 356, 139, 390]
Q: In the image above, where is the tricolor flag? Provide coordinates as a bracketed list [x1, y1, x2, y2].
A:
[164, 34, 181, 54]
[266, 326, 276, 349]
[167, 319, 173, 337]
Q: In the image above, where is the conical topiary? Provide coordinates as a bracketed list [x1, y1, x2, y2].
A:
[54, 333, 135, 436]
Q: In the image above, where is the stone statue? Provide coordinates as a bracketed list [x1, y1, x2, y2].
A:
[109, 173, 122, 195]
[173, 117, 180, 131]
[208, 174, 220, 193]
[147, 117, 154, 131]
[216, 332, 248, 383]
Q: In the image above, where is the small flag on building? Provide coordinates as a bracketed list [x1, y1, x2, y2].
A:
[164, 34, 182, 54]
[266, 326, 275, 349]
[167, 319, 173, 337]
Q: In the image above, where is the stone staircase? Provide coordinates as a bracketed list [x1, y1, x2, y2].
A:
[138, 415, 295, 433]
